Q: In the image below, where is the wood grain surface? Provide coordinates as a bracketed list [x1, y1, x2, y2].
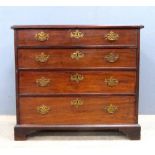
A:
[19, 96, 136, 125]
[18, 49, 137, 69]
[17, 29, 137, 46]
[19, 71, 136, 94]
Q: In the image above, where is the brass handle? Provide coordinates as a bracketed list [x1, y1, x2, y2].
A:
[71, 50, 84, 60]
[36, 77, 51, 87]
[104, 31, 119, 41]
[35, 31, 49, 42]
[70, 73, 84, 83]
[35, 52, 50, 63]
[104, 104, 118, 114]
[104, 52, 119, 63]
[71, 98, 83, 108]
[37, 104, 50, 115]
[104, 76, 119, 87]
[70, 30, 84, 39]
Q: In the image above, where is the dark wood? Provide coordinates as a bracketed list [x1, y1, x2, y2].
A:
[12, 25, 144, 140]
[19, 93, 136, 97]
[135, 29, 140, 121]
[14, 30, 20, 124]
[16, 29, 137, 46]
[19, 68, 137, 71]
[18, 49, 136, 69]
[17, 45, 137, 49]
[119, 125, 141, 140]
[19, 96, 136, 124]
[11, 25, 144, 29]
[19, 71, 136, 94]
[14, 124, 141, 140]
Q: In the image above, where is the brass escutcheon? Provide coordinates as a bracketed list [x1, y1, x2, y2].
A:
[35, 52, 50, 63]
[36, 77, 51, 87]
[104, 76, 119, 87]
[70, 73, 84, 83]
[37, 104, 50, 115]
[70, 50, 84, 60]
[104, 52, 119, 63]
[104, 104, 118, 114]
[70, 30, 84, 39]
[35, 31, 49, 42]
[104, 31, 119, 41]
[71, 98, 83, 108]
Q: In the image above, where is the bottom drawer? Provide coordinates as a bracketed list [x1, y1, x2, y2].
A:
[19, 96, 136, 125]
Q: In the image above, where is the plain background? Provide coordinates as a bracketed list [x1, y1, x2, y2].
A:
[0, 6, 154, 114]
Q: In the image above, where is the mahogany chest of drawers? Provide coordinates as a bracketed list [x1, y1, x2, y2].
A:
[12, 25, 144, 140]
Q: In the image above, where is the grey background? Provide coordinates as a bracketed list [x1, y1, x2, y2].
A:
[0, 6, 154, 115]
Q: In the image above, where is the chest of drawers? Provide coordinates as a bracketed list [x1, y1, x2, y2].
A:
[12, 25, 144, 140]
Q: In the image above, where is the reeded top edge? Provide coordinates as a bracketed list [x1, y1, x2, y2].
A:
[11, 25, 144, 29]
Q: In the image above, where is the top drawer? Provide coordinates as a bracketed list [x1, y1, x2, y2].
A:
[16, 29, 137, 46]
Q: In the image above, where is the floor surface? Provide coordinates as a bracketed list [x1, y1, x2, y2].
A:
[0, 115, 154, 155]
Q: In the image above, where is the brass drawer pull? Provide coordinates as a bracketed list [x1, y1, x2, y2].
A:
[35, 31, 49, 42]
[104, 31, 119, 41]
[70, 30, 84, 39]
[104, 104, 118, 114]
[104, 52, 119, 63]
[71, 98, 83, 108]
[36, 77, 51, 87]
[104, 76, 119, 87]
[37, 104, 50, 115]
[35, 52, 50, 63]
[71, 50, 84, 60]
[70, 73, 84, 83]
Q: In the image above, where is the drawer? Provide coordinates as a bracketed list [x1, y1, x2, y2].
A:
[17, 29, 137, 46]
[19, 71, 136, 94]
[19, 96, 136, 125]
[18, 49, 137, 69]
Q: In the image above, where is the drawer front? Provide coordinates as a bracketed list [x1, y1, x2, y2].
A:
[18, 49, 136, 69]
[19, 71, 136, 94]
[19, 96, 136, 125]
[17, 29, 137, 46]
